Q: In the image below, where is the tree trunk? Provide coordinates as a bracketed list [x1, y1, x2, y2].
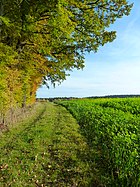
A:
[0, 0, 4, 39]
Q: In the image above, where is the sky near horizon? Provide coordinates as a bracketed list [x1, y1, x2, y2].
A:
[37, 0, 140, 98]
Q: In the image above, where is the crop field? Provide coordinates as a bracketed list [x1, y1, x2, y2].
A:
[58, 97, 140, 186]
[0, 97, 140, 187]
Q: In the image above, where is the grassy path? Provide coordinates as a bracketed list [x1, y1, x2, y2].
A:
[0, 102, 91, 187]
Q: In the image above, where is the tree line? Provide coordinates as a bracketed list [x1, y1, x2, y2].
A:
[0, 0, 133, 122]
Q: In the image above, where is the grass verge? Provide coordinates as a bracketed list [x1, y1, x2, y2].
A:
[0, 102, 92, 186]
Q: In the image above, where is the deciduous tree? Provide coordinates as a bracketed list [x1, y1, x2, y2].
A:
[0, 0, 133, 108]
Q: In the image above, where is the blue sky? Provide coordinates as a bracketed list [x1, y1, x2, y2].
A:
[37, 0, 140, 98]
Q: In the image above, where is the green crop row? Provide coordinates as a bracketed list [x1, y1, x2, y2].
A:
[92, 97, 140, 115]
[58, 98, 140, 186]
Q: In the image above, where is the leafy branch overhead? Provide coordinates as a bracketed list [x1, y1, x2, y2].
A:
[0, 0, 133, 109]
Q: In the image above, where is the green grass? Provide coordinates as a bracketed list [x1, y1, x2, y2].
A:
[0, 102, 92, 186]
[2, 98, 139, 186]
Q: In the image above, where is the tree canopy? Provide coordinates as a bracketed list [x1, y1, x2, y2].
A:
[0, 0, 133, 114]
